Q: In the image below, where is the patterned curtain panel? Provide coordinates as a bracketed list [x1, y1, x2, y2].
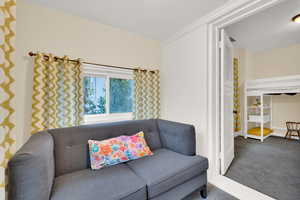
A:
[31, 53, 84, 134]
[0, 0, 16, 199]
[233, 58, 241, 132]
[133, 69, 160, 120]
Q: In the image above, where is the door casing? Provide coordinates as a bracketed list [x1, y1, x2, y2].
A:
[205, 0, 285, 198]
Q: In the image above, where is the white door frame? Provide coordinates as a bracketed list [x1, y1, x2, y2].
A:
[206, 0, 285, 199]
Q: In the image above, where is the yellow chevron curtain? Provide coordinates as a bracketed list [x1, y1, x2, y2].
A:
[0, 0, 16, 199]
[233, 58, 241, 132]
[31, 53, 84, 134]
[133, 69, 160, 120]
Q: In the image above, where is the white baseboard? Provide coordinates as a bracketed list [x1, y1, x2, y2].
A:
[271, 127, 299, 140]
[237, 131, 299, 140]
[210, 175, 275, 200]
[272, 132, 299, 140]
[234, 131, 243, 138]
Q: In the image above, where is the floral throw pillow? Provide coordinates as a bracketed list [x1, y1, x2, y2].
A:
[88, 131, 153, 170]
[126, 131, 153, 159]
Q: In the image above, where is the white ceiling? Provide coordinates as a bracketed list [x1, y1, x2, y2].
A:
[226, 0, 300, 52]
[27, 0, 228, 41]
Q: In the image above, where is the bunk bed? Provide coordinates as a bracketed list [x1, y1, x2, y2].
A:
[244, 75, 300, 142]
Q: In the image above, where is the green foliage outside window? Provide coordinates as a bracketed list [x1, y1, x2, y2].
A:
[83, 76, 133, 115]
[110, 78, 133, 113]
[84, 77, 106, 115]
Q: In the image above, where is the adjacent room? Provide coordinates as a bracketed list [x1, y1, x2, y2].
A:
[222, 1, 300, 199]
[1, 0, 299, 200]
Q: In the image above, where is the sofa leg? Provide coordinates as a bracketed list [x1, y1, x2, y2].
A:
[200, 185, 207, 199]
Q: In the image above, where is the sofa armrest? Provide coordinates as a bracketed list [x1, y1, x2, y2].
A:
[8, 132, 55, 200]
[156, 119, 196, 156]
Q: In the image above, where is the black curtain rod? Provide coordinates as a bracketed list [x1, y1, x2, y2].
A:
[28, 52, 156, 72]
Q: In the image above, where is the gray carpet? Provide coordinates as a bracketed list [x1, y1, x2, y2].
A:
[185, 184, 237, 200]
[226, 136, 300, 200]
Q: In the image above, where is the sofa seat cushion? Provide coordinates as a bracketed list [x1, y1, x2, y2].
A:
[51, 164, 147, 200]
[127, 148, 208, 199]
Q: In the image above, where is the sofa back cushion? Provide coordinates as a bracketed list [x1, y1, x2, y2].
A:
[48, 119, 161, 177]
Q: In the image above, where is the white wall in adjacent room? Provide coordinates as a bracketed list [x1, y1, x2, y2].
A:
[252, 44, 300, 131]
[236, 44, 300, 134]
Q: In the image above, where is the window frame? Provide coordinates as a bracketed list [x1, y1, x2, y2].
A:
[82, 64, 134, 124]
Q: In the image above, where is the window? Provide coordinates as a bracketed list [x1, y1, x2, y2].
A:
[83, 65, 134, 123]
[84, 76, 106, 115]
[109, 78, 134, 113]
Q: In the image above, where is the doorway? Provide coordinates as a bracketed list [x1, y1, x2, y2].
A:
[213, 0, 300, 199]
[206, 0, 287, 199]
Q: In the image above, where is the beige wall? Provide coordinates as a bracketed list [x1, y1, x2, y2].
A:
[16, 0, 161, 148]
[236, 44, 300, 133]
[251, 44, 300, 79]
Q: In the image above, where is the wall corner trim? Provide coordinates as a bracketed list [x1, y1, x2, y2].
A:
[162, 0, 282, 46]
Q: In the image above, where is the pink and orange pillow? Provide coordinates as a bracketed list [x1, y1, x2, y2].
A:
[88, 132, 153, 170]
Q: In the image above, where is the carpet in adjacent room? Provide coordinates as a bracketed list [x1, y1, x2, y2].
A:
[226, 136, 300, 200]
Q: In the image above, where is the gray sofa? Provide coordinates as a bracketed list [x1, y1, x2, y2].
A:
[8, 119, 208, 200]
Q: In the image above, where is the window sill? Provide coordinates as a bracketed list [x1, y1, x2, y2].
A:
[84, 113, 133, 125]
